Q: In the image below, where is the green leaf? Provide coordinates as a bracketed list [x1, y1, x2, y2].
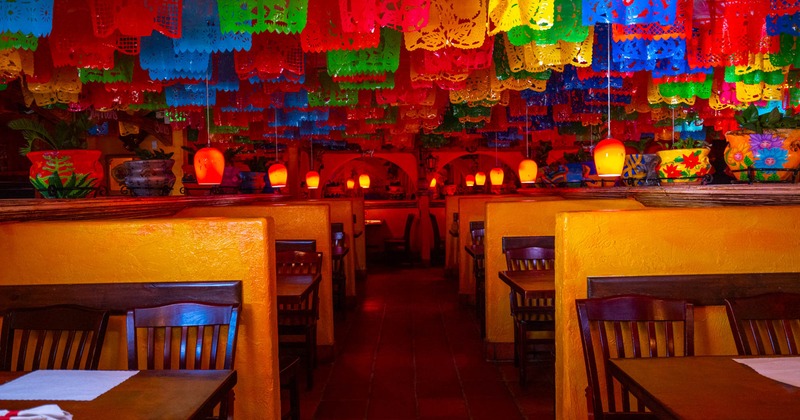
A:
[744, 156, 754, 167]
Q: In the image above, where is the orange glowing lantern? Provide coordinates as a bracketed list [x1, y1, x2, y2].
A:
[359, 174, 370, 188]
[429, 178, 437, 188]
[268, 163, 287, 188]
[306, 171, 320, 189]
[465, 174, 475, 187]
[489, 167, 504, 186]
[594, 138, 626, 177]
[346, 178, 355, 189]
[475, 172, 486, 186]
[194, 147, 225, 185]
[518, 159, 538, 184]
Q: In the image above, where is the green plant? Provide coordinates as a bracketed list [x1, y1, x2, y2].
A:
[134, 148, 174, 160]
[670, 137, 710, 149]
[624, 137, 651, 154]
[9, 113, 93, 155]
[562, 146, 592, 163]
[244, 156, 269, 172]
[735, 105, 800, 134]
[224, 146, 245, 164]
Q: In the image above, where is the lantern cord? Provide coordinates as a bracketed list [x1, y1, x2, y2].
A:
[495, 133, 499, 166]
[672, 107, 676, 147]
[205, 73, 211, 148]
[525, 104, 529, 158]
[606, 23, 612, 139]
[275, 114, 279, 161]
[309, 139, 313, 168]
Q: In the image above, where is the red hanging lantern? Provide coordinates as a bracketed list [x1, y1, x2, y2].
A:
[475, 172, 486, 186]
[194, 147, 225, 185]
[594, 138, 626, 177]
[306, 171, 320, 189]
[346, 178, 355, 189]
[489, 167, 504, 186]
[359, 174, 371, 188]
[465, 174, 475, 187]
[518, 159, 538, 184]
[268, 163, 288, 188]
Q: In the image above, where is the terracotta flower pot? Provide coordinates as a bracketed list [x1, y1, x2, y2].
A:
[27, 150, 104, 198]
[724, 129, 800, 182]
[656, 148, 713, 184]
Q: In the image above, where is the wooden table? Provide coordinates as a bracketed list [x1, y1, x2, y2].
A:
[276, 273, 323, 305]
[0, 370, 236, 420]
[498, 270, 556, 299]
[608, 356, 800, 420]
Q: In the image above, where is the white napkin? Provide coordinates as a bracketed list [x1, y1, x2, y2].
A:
[0, 404, 72, 420]
[734, 357, 800, 387]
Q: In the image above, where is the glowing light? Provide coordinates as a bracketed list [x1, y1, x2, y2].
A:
[268, 163, 287, 188]
[594, 138, 626, 177]
[306, 171, 320, 189]
[518, 159, 538, 184]
[194, 147, 225, 185]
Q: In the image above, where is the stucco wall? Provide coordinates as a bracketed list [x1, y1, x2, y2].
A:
[555, 206, 800, 419]
[0, 218, 280, 420]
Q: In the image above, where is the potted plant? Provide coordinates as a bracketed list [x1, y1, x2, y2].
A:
[240, 156, 268, 194]
[724, 105, 800, 182]
[120, 148, 176, 196]
[655, 136, 713, 184]
[8, 112, 104, 198]
[622, 136, 661, 185]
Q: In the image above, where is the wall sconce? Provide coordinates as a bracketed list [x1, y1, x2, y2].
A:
[425, 153, 438, 173]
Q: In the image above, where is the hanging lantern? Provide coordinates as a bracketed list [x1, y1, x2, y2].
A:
[594, 138, 626, 177]
[306, 171, 320, 189]
[268, 163, 288, 188]
[359, 174, 371, 188]
[429, 178, 437, 188]
[518, 159, 538, 184]
[346, 178, 355, 189]
[490, 167, 504, 186]
[475, 172, 486, 186]
[465, 174, 475, 187]
[194, 147, 225, 185]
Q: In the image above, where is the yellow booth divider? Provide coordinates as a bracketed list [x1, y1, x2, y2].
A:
[555, 206, 800, 419]
[176, 204, 335, 349]
[0, 218, 280, 420]
[484, 199, 645, 347]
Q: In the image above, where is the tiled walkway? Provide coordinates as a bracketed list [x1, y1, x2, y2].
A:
[294, 264, 555, 419]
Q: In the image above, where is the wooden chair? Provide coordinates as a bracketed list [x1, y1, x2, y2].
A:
[276, 250, 323, 389]
[725, 292, 800, 356]
[576, 295, 694, 420]
[275, 239, 317, 253]
[0, 305, 109, 371]
[470, 227, 486, 337]
[279, 355, 301, 420]
[384, 213, 415, 265]
[126, 302, 240, 420]
[504, 246, 555, 386]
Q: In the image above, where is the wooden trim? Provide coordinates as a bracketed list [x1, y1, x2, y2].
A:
[501, 236, 555, 252]
[587, 273, 800, 306]
[0, 281, 242, 314]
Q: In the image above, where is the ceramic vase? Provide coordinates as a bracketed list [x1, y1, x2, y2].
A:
[724, 129, 800, 182]
[622, 154, 660, 186]
[122, 159, 176, 196]
[27, 150, 104, 198]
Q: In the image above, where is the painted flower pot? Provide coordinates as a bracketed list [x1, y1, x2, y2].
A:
[622, 154, 660, 186]
[122, 159, 176, 196]
[239, 171, 267, 194]
[27, 150, 104, 198]
[656, 148, 713, 184]
[724, 130, 800, 182]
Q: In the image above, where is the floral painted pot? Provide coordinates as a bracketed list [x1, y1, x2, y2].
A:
[656, 148, 713, 184]
[724, 130, 800, 182]
[27, 150, 104, 198]
[622, 154, 660, 185]
[122, 159, 176, 196]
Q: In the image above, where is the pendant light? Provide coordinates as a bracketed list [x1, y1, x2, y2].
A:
[194, 74, 224, 185]
[490, 134, 504, 186]
[465, 174, 475, 187]
[475, 172, 486, 186]
[268, 114, 287, 188]
[594, 26, 625, 177]
[346, 178, 355, 189]
[518, 104, 538, 184]
[359, 174, 370, 188]
[429, 178, 437, 189]
[306, 139, 319, 189]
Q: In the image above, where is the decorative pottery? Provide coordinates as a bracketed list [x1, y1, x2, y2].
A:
[565, 162, 584, 186]
[622, 154, 660, 186]
[656, 148, 713, 184]
[122, 159, 176, 196]
[581, 161, 617, 188]
[239, 171, 266, 193]
[540, 163, 567, 187]
[724, 129, 800, 182]
[27, 150, 104, 198]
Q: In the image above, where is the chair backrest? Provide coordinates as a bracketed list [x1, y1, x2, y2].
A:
[470, 228, 485, 247]
[468, 221, 484, 232]
[725, 292, 800, 356]
[502, 236, 555, 253]
[275, 251, 323, 275]
[504, 246, 555, 271]
[126, 302, 240, 370]
[576, 295, 694, 419]
[275, 239, 317, 253]
[0, 305, 109, 371]
[429, 214, 442, 251]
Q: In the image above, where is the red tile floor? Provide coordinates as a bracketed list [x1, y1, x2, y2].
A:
[287, 264, 555, 419]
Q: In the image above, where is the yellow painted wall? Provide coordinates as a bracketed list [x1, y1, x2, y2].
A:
[457, 196, 560, 296]
[444, 196, 460, 274]
[555, 206, 800, 420]
[177, 204, 334, 345]
[0, 218, 280, 420]
[352, 198, 367, 275]
[484, 199, 645, 344]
